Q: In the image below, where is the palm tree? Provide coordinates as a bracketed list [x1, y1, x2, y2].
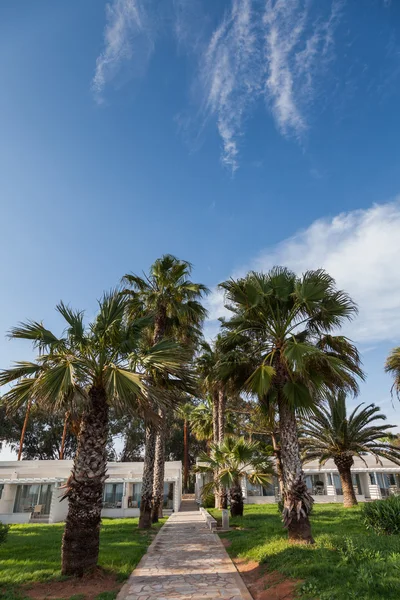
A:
[0, 294, 187, 575]
[195, 437, 275, 517]
[301, 392, 400, 507]
[220, 268, 363, 543]
[385, 347, 400, 397]
[190, 397, 214, 446]
[122, 255, 208, 524]
[177, 402, 193, 493]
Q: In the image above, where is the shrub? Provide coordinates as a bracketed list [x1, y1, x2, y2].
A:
[201, 494, 215, 508]
[0, 521, 10, 546]
[362, 495, 400, 535]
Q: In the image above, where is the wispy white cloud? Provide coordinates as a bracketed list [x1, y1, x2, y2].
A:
[194, 0, 344, 169]
[200, 0, 259, 172]
[92, 0, 154, 103]
[263, 0, 344, 136]
[206, 200, 400, 344]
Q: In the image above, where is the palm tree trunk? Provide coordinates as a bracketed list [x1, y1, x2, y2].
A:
[271, 431, 284, 495]
[217, 388, 227, 509]
[61, 386, 109, 576]
[229, 481, 243, 517]
[183, 418, 189, 493]
[278, 396, 314, 544]
[59, 411, 70, 460]
[334, 455, 358, 507]
[212, 390, 219, 444]
[17, 398, 32, 461]
[138, 421, 157, 529]
[151, 410, 166, 523]
[218, 387, 225, 442]
[212, 389, 221, 508]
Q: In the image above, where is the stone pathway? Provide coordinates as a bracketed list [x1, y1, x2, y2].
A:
[118, 510, 252, 600]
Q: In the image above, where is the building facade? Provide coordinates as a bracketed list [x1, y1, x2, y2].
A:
[195, 455, 400, 504]
[0, 460, 182, 524]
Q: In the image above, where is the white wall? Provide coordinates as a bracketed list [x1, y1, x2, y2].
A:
[0, 484, 17, 514]
[49, 486, 69, 523]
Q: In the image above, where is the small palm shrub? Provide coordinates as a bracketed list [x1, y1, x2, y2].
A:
[0, 521, 9, 545]
[362, 496, 400, 535]
[201, 494, 215, 508]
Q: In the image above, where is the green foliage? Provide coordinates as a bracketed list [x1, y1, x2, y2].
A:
[195, 436, 274, 492]
[301, 392, 400, 467]
[362, 495, 400, 535]
[201, 494, 216, 508]
[209, 503, 400, 600]
[0, 523, 9, 547]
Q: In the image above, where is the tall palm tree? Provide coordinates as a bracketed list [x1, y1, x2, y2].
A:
[220, 268, 363, 543]
[301, 393, 400, 507]
[122, 255, 208, 524]
[385, 347, 400, 397]
[177, 402, 193, 493]
[190, 397, 214, 446]
[0, 294, 188, 575]
[189, 397, 237, 445]
[195, 437, 275, 517]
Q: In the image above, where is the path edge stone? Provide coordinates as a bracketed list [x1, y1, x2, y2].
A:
[211, 526, 254, 600]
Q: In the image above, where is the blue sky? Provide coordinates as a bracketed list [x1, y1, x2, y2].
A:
[1, 0, 400, 457]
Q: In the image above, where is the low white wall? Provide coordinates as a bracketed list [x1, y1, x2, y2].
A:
[244, 496, 276, 504]
[0, 512, 30, 524]
[101, 508, 140, 518]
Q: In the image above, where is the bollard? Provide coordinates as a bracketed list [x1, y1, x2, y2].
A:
[221, 508, 229, 530]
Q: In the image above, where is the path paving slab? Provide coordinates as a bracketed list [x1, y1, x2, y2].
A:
[118, 511, 252, 600]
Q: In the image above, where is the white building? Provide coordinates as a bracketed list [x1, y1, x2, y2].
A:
[195, 455, 400, 504]
[0, 460, 182, 524]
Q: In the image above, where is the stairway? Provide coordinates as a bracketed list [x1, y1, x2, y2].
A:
[179, 493, 198, 512]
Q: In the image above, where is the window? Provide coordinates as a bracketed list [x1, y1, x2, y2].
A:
[333, 474, 343, 495]
[369, 473, 376, 485]
[163, 482, 174, 509]
[14, 484, 54, 514]
[306, 474, 326, 495]
[327, 473, 333, 486]
[0, 484, 3, 500]
[246, 481, 262, 496]
[262, 481, 276, 497]
[351, 474, 362, 495]
[103, 483, 123, 508]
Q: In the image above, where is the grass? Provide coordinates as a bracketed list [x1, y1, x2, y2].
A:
[208, 503, 400, 600]
[0, 518, 165, 599]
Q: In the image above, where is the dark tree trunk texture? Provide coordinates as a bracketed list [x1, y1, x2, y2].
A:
[218, 387, 225, 443]
[61, 387, 109, 576]
[18, 398, 32, 461]
[183, 419, 189, 493]
[271, 431, 284, 496]
[334, 454, 358, 507]
[212, 389, 221, 508]
[59, 411, 70, 460]
[212, 390, 219, 445]
[150, 309, 167, 523]
[229, 482, 243, 517]
[138, 422, 157, 529]
[217, 387, 227, 509]
[151, 408, 166, 523]
[278, 389, 314, 544]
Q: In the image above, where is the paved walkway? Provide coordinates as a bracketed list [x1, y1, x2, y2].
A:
[118, 510, 252, 600]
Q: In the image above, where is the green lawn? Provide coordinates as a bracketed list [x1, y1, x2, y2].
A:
[0, 518, 165, 599]
[208, 504, 400, 600]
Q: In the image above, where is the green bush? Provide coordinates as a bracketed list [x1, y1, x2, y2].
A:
[201, 494, 215, 508]
[362, 495, 400, 535]
[0, 521, 10, 546]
